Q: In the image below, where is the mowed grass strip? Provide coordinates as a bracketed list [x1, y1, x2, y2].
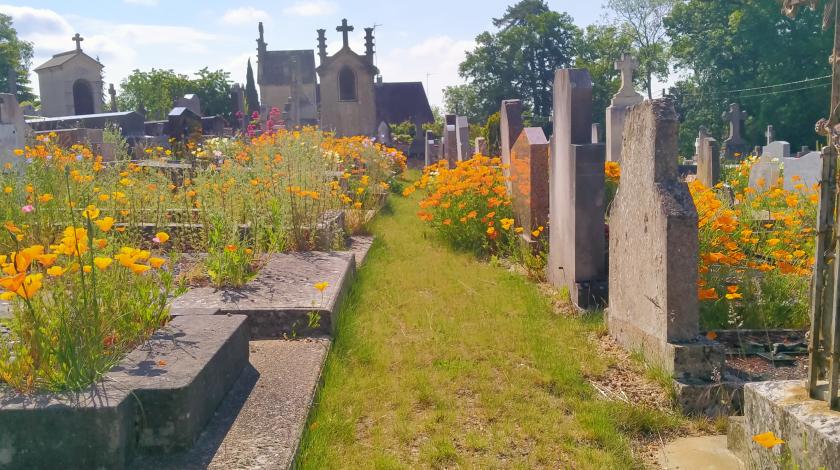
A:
[297, 177, 679, 469]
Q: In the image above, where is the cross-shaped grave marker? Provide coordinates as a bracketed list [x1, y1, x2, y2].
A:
[766, 125, 775, 145]
[614, 53, 640, 97]
[336, 19, 354, 49]
[723, 103, 747, 141]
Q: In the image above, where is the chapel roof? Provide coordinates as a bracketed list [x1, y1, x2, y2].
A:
[375, 82, 434, 125]
[34, 50, 103, 72]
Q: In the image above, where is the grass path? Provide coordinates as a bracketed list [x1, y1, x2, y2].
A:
[297, 179, 679, 469]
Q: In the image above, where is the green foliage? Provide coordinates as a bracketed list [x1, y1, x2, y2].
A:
[457, 1, 579, 124]
[102, 123, 130, 161]
[245, 58, 260, 115]
[665, 0, 832, 157]
[485, 112, 501, 156]
[0, 14, 36, 102]
[442, 84, 481, 122]
[606, 0, 676, 99]
[118, 68, 232, 121]
[575, 25, 635, 128]
[422, 106, 445, 137]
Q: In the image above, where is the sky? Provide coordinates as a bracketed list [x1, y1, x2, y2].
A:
[3, 1, 610, 108]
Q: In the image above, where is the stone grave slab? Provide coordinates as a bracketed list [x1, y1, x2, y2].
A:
[456, 116, 470, 161]
[475, 136, 488, 156]
[443, 124, 457, 167]
[763, 140, 790, 160]
[608, 99, 724, 381]
[201, 116, 226, 136]
[166, 107, 202, 142]
[26, 111, 146, 137]
[0, 315, 248, 469]
[783, 150, 821, 192]
[749, 153, 782, 190]
[0, 93, 30, 167]
[548, 68, 607, 308]
[510, 127, 549, 234]
[500, 99, 524, 186]
[171, 251, 356, 339]
[424, 130, 436, 167]
[697, 128, 720, 187]
[723, 103, 749, 160]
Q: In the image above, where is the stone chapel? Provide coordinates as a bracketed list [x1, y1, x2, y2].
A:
[34, 34, 105, 118]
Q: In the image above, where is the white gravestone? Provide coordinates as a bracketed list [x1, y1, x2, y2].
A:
[783, 151, 821, 193]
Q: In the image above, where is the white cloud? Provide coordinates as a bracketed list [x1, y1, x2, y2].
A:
[378, 35, 474, 108]
[220, 7, 270, 26]
[123, 0, 159, 6]
[283, 1, 338, 17]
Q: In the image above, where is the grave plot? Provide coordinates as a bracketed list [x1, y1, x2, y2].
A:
[0, 126, 400, 468]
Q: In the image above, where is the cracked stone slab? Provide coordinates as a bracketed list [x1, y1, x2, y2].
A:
[131, 338, 330, 470]
[348, 235, 374, 266]
[171, 251, 355, 339]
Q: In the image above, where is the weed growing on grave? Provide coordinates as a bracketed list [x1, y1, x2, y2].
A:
[692, 156, 816, 329]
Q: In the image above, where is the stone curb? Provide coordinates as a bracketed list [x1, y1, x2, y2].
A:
[0, 314, 249, 470]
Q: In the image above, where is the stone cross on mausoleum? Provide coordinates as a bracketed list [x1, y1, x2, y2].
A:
[337, 19, 354, 48]
[614, 53, 640, 98]
[72, 33, 84, 51]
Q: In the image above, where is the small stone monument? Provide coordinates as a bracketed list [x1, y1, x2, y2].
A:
[606, 53, 644, 163]
[749, 141, 788, 190]
[722, 103, 749, 160]
[608, 98, 723, 382]
[500, 100, 524, 186]
[548, 68, 607, 308]
[591, 123, 601, 144]
[108, 83, 118, 112]
[377, 121, 392, 146]
[424, 130, 436, 167]
[0, 93, 30, 166]
[696, 127, 720, 188]
[510, 128, 549, 234]
[455, 116, 470, 161]
[443, 123, 457, 168]
[765, 124, 775, 145]
[166, 107, 202, 142]
[176, 94, 202, 117]
[783, 151, 821, 192]
[474, 137, 488, 156]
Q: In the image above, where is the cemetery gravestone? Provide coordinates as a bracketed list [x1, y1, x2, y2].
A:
[108, 84, 118, 113]
[424, 130, 436, 167]
[591, 123, 601, 144]
[606, 53, 643, 163]
[26, 111, 146, 138]
[783, 151, 821, 192]
[0, 93, 30, 166]
[231, 84, 246, 132]
[723, 103, 749, 160]
[548, 68, 608, 308]
[475, 137, 488, 156]
[748, 141, 788, 190]
[444, 124, 457, 167]
[500, 100, 524, 180]
[377, 121, 392, 146]
[176, 94, 202, 117]
[765, 125, 775, 145]
[608, 98, 723, 380]
[510, 127, 550, 234]
[201, 116, 226, 137]
[456, 116, 470, 161]
[696, 127, 720, 188]
[166, 107, 202, 142]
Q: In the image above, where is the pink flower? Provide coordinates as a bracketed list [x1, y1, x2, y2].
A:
[21, 205, 34, 213]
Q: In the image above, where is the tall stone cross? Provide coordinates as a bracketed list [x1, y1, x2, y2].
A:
[614, 53, 639, 97]
[72, 33, 84, 52]
[724, 103, 747, 141]
[336, 19, 354, 48]
[108, 83, 118, 112]
[765, 125, 775, 145]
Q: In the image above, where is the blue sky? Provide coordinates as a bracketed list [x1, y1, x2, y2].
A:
[4, 1, 609, 107]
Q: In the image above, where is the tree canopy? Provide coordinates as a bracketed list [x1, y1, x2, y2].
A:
[0, 14, 36, 103]
[118, 68, 232, 121]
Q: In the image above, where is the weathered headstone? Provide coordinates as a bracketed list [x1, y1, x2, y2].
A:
[608, 98, 723, 380]
[722, 103, 749, 160]
[510, 128, 549, 234]
[696, 127, 720, 188]
[230, 84, 246, 132]
[796, 145, 811, 158]
[763, 140, 791, 160]
[166, 107, 202, 142]
[548, 68, 607, 308]
[108, 84, 118, 113]
[26, 111, 145, 137]
[591, 123, 601, 143]
[176, 94, 202, 117]
[424, 130, 436, 167]
[201, 116, 226, 137]
[443, 124, 457, 167]
[783, 151, 821, 192]
[474, 137, 488, 156]
[606, 53, 644, 163]
[377, 121, 392, 146]
[455, 116, 470, 161]
[765, 124, 775, 145]
[500, 100, 524, 190]
[0, 93, 30, 166]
